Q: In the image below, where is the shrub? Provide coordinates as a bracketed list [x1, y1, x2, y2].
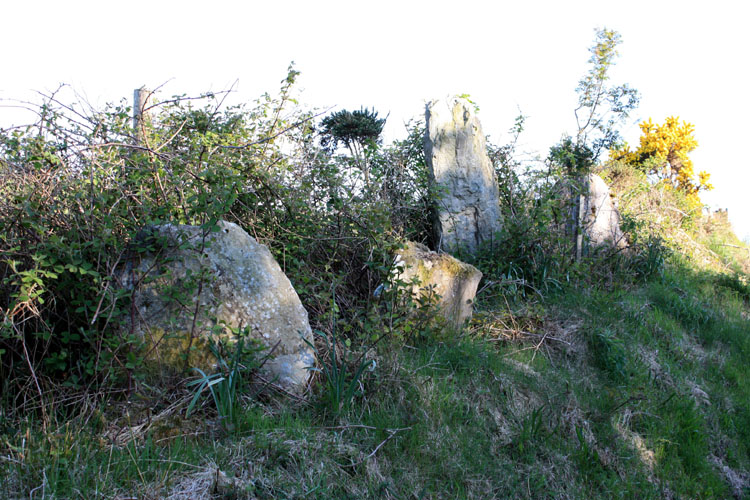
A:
[0, 69, 437, 419]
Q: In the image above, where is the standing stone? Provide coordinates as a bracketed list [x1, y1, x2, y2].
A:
[425, 97, 503, 256]
[119, 220, 314, 394]
[559, 174, 628, 254]
[583, 174, 628, 250]
[393, 241, 483, 329]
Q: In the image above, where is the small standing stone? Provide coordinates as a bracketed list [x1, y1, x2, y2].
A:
[393, 241, 483, 329]
[581, 174, 628, 250]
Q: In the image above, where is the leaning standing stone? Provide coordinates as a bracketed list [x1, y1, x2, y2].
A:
[425, 97, 503, 257]
[119, 220, 314, 394]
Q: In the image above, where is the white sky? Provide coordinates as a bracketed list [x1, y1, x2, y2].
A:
[2, 0, 748, 240]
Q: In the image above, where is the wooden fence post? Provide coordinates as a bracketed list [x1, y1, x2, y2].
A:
[575, 175, 589, 262]
[133, 87, 151, 145]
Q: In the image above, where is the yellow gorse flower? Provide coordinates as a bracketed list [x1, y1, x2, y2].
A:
[611, 116, 711, 206]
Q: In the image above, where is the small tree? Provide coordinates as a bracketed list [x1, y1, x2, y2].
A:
[550, 29, 639, 173]
[548, 28, 639, 259]
[319, 107, 386, 189]
[572, 28, 639, 161]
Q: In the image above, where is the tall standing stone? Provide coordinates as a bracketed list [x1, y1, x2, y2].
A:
[425, 97, 503, 256]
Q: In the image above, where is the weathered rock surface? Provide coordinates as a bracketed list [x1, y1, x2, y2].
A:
[583, 174, 628, 249]
[393, 241, 483, 328]
[120, 221, 314, 393]
[425, 97, 503, 256]
[556, 173, 628, 254]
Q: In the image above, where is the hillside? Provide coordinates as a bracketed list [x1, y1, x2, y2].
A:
[1, 74, 749, 499]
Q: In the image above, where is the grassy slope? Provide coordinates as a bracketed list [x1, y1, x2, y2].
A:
[3, 256, 748, 499]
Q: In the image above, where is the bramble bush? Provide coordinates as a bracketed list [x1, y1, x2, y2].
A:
[0, 67, 433, 420]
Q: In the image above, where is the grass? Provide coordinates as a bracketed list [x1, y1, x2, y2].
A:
[2, 257, 749, 499]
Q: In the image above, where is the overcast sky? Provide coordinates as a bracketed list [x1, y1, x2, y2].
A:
[3, 0, 748, 240]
